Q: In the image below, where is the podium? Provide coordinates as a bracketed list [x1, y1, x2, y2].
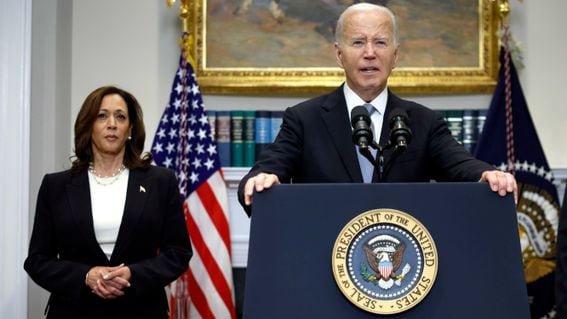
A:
[243, 183, 529, 318]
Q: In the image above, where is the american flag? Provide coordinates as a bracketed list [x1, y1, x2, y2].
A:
[151, 39, 236, 319]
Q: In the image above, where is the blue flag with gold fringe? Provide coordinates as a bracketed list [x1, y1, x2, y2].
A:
[475, 47, 560, 318]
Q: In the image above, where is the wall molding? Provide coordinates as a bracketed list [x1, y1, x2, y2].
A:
[0, 0, 31, 317]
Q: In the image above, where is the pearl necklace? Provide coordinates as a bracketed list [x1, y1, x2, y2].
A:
[89, 163, 126, 186]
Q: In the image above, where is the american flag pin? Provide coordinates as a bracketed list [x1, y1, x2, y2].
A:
[140, 186, 146, 193]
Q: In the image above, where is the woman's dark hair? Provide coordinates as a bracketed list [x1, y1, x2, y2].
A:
[71, 86, 152, 174]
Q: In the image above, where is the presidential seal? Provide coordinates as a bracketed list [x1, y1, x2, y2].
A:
[495, 161, 560, 287]
[332, 208, 438, 315]
[516, 182, 559, 283]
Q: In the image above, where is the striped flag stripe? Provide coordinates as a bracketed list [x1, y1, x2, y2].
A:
[188, 304, 201, 319]
[185, 201, 235, 317]
[186, 268, 215, 319]
[187, 191, 233, 283]
[207, 172, 230, 218]
[196, 181, 231, 251]
[190, 252, 232, 318]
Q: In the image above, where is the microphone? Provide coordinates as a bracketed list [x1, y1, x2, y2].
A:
[389, 110, 412, 153]
[351, 105, 373, 149]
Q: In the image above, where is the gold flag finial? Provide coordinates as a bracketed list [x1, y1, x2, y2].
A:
[493, 0, 524, 69]
[165, 0, 190, 33]
[165, 0, 194, 65]
[498, 0, 510, 22]
[179, 0, 190, 34]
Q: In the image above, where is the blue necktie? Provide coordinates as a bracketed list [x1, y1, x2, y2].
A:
[356, 104, 377, 183]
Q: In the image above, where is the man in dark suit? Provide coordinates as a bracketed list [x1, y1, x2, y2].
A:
[238, 3, 517, 215]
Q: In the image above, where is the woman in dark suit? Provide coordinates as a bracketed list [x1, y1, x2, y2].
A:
[24, 86, 192, 318]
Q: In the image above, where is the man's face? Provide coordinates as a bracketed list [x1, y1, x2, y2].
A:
[335, 9, 399, 101]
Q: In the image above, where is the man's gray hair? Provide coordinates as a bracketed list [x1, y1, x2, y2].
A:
[335, 3, 399, 47]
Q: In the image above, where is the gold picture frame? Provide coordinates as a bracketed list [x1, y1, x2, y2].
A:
[189, 0, 499, 95]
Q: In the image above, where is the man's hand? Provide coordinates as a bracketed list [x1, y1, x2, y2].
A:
[243, 173, 281, 206]
[86, 264, 131, 299]
[479, 170, 518, 204]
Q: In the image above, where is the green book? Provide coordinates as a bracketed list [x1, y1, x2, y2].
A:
[243, 110, 256, 167]
[230, 111, 244, 167]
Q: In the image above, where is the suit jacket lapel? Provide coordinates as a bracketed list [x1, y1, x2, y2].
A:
[111, 169, 150, 262]
[66, 170, 108, 261]
[320, 86, 362, 182]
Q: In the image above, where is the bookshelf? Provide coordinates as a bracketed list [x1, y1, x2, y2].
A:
[207, 110, 283, 168]
[209, 109, 488, 167]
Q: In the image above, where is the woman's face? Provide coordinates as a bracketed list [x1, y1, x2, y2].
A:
[91, 93, 132, 159]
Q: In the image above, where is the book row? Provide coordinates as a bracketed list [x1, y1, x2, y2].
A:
[205, 109, 487, 168]
[440, 109, 488, 155]
[206, 110, 284, 168]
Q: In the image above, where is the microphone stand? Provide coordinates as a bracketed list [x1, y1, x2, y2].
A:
[359, 141, 395, 182]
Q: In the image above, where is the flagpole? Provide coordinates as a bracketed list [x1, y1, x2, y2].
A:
[165, 0, 190, 33]
[492, 0, 516, 173]
[165, 0, 195, 74]
[159, 2, 237, 318]
[498, 0, 511, 43]
[496, 0, 510, 22]
[165, 3, 192, 319]
[494, 0, 511, 46]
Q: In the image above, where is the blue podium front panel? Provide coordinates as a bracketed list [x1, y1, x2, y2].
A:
[244, 183, 529, 319]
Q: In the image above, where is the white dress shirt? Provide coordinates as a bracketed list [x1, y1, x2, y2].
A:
[88, 169, 129, 260]
[343, 83, 388, 143]
[344, 84, 389, 182]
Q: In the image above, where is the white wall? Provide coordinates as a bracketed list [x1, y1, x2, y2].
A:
[70, 0, 163, 150]
[0, 0, 31, 318]
[522, 0, 567, 169]
[28, 0, 74, 317]
[25, 0, 567, 318]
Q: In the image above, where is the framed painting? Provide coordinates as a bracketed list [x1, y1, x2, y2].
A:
[188, 0, 499, 94]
